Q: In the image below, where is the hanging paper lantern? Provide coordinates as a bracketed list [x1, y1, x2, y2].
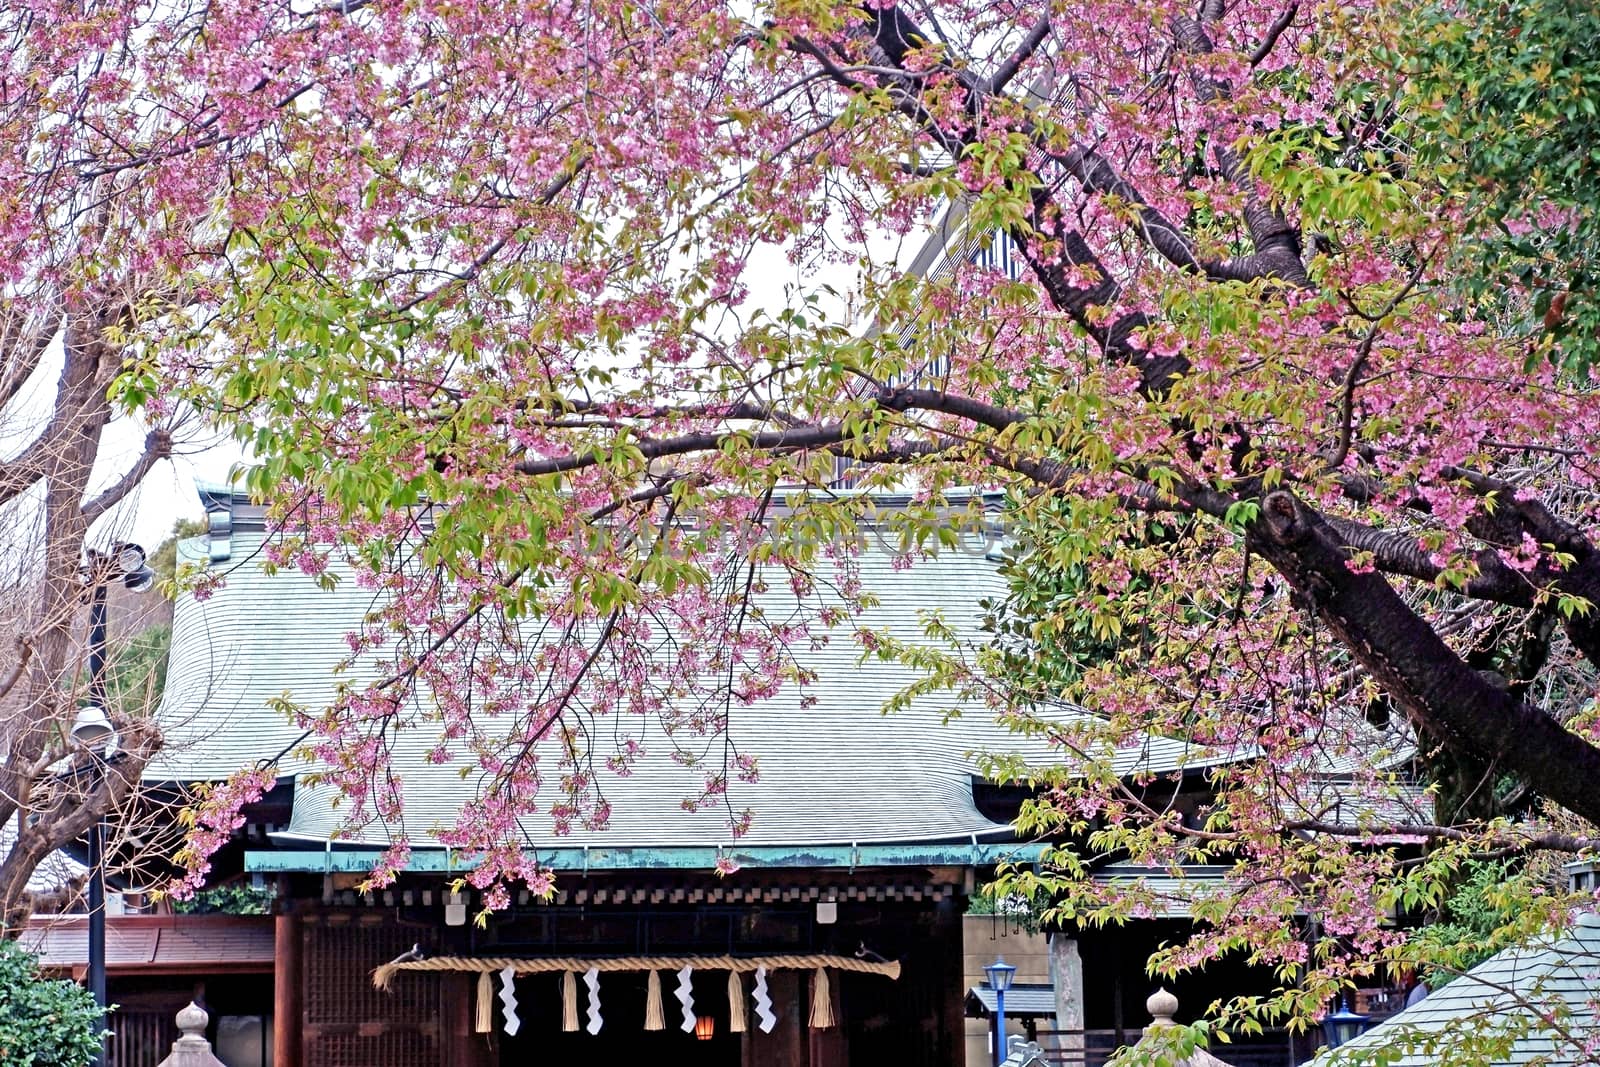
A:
[695, 1015, 715, 1041]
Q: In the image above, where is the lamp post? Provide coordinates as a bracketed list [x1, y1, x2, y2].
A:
[73, 543, 151, 1067]
[985, 957, 1017, 1067]
[1320, 995, 1371, 1050]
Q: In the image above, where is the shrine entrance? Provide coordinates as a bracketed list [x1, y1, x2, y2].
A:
[497, 969, 743, 1065]
[338, 875, 965, 1067]
[371, 949, 885, 1067]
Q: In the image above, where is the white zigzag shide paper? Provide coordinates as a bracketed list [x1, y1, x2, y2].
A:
[498, 967, 520, 1036]
[584, 966, 603, 1034]
[676, 965, 696, 1032]
[753, 965, 777, 1034]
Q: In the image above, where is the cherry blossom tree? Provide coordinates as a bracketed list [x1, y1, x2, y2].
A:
[0, 86, 183, 925]
[11, 0, 1600, 1042]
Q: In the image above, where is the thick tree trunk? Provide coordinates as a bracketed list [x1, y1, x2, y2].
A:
[1249, 491, 1600, 825]
[0, 301, 167, 930]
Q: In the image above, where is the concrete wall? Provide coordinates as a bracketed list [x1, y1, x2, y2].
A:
[961, 915, 1049, 1067]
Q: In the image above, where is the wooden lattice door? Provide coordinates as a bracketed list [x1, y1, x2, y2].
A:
[302, 916, 441, 1067]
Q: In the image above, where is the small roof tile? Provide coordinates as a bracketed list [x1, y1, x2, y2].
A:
[1337, 912, 1600, 1066]
[967, 983, 1059, 1017]
[20, 915, 275, 974]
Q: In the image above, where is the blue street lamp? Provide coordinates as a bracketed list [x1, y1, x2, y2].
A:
[985, 957, 1017, 1067]
[1321, 995, 1371, 1050]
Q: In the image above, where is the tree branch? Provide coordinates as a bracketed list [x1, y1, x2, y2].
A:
[1250, 4, 1299, 66]
[0, 721, 160, 930]
[513, 423, 854, 478]
[509, 388, 1028, 481]
[0, 637, 33, 703]
[1169, 14, 1307, 282]
[1286, 820, 1598, 853]
[80, 428, 173, 524]
[984, 14, 1052, 96]
[1248, 490, 1600, 827]
[0, 302, 62, 410]
[1425, 464, 1600, 669]
[1325, 516, 1537, 607]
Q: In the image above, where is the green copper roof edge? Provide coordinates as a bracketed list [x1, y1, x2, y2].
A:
[244, 841, 1050, 873]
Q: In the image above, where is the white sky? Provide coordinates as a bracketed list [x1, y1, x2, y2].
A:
[1, 335, 244, 558]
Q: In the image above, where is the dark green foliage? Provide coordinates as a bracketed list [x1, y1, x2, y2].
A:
[102, 624, 172, 716]
[979, 546, 1127, 699]
[170, 882, 275, 915]
[1410, 860, 1524, 988]
[966, 887, 1048, 934]
[978, 499, 1196, 702]
[1402, 0, 1600, 373]
[0, 940, 105, 1067]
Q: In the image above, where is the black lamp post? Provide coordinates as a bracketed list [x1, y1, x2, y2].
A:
[985, 957, 1018, 1067]
[73, 543, 152, 1067]
[1320, 995, 1371, 1050]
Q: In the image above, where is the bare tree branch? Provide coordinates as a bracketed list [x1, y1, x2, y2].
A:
[984, 13, 1052, 96]
[80, 428, 173, 524]
[0, 300, 63, 410]
[1250, 4, 1299, 67]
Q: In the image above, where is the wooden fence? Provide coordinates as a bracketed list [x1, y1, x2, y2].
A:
[107, 1010, 180, 1067]
[1028, 1027, 1317, 1067]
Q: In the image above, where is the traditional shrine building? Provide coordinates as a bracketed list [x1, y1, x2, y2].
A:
[141, 487, 1402, 1067]
[155, 488, 1171, 1067]
[23, 913, 277, 1067]
[242, 850, 1035, 1067]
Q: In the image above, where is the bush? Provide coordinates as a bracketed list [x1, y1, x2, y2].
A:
[0, 939, 105, 1067]
[171, 883, 275, 915]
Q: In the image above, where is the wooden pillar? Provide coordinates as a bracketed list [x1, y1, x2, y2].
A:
[743, 971, 805, 1067]
[806, 970, 847, 1067]
[938, 898, 967, 1067]
[273, 911, 301, 1067]
[443, 972, 494, 1067]
[1112, 964, 1125, 1046]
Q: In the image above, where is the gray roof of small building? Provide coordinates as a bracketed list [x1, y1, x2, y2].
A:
[1001, 1039, 1051, 1067]
[152, 527, 1231, 852]
[0, 825, 86, 894]
[967, 983, 1059, 1017]
[20, 915, 275, 973]
[1336, 912, 1600, 1066]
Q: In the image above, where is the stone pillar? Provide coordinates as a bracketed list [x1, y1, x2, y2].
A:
[1048, 934, 1084, 1059]
[156, 1003, 227, 1067]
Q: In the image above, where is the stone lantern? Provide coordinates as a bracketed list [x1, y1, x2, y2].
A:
[155, 1003, 227, 1067]
[1137, 989, 1236, 1067]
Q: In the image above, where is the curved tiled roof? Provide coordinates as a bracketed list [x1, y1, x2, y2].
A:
[153, 528, 1225, 851]
[1337, 913, 1600, 1066]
